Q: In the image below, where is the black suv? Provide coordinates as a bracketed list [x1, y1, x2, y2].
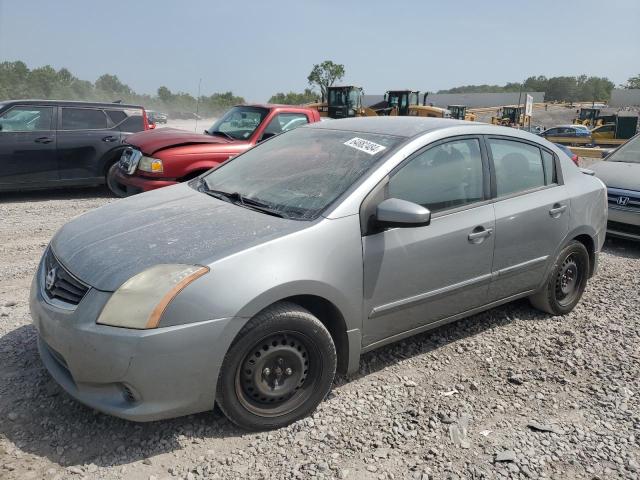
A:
[0, 100, 150, 192]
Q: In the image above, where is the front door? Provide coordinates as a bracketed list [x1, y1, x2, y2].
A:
[56, 106, 121, 181]
[486, 137, 570, 300]
[362, 137, 495, 346]
[0, 105, 57, 186]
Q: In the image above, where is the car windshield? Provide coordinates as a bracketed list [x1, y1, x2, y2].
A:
[607, 135, 640, 163]
[200, 127, 402, 220]
[207, 106, 268, 140]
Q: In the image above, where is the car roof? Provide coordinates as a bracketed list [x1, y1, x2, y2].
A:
[307, 116, 472, 138]
[0, 99, 144, 109]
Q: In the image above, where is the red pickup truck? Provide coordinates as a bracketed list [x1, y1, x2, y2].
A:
[108, 104, 321, 196]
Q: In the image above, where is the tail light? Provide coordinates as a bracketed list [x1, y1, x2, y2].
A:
[142, 109, 150, 130]
[571, 155, 579, 166]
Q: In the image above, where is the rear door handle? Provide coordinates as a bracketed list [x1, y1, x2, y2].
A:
[102, 135, 118, 142]
[468, 227, 493, 243]
[549, 204, 567, 217]
[34, 136, 53, 144]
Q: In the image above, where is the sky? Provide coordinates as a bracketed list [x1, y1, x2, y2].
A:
[0, 0, 638, 102]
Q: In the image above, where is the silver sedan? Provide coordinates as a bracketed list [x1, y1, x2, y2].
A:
[30, 117, 607, 430]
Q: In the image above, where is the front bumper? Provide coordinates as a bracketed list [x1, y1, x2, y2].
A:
[30, 257, 236, 422]
[112, 167, 177, 195]
[607, 206, 640, 241]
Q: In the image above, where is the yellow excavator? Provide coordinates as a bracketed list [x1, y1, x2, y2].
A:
[305, 86, 377, 119]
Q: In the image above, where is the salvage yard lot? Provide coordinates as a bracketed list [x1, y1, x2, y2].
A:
[1, 189, 639, 479]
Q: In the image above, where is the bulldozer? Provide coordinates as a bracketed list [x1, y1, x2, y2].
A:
[305, 86, 377, 119]
[491, 106, 530, 128]
[447, 105, 476, 121]
[573, 107, 603, 128]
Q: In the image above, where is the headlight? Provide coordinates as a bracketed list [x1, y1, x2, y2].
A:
[97, 265, 209, 329]
[138, 156, 163, 173]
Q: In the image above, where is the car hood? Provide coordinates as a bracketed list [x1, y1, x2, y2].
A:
[50, 184, 306, 291]
[590, 160, 640, 192]
[126, 128, 234, 155]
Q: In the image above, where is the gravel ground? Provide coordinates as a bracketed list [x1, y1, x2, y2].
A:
[1, 188, 639, 480]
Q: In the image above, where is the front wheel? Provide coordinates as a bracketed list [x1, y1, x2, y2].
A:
[106, 163, 128, 198]
[529, 240, 589, 315]
[216, 302, 337, 430]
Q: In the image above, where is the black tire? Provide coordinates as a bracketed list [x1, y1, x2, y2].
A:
[216, 302, 336, 430]
[529, 240, 590, 315]
[106, 163, 128, 198]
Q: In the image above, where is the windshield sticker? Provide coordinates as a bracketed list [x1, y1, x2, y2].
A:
[344, 137, 387, 155]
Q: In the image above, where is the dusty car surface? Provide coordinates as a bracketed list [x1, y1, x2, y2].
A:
[590, 133, 640, 240]
[30, 117, 607, 430]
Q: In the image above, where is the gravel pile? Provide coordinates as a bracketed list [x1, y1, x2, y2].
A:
[1, 188, 638, 480]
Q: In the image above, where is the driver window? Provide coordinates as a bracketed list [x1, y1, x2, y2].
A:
[388, 139, 484, 213]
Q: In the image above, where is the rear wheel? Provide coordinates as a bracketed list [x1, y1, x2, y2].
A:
[216, 302, 336, 430]
[529, 240, 589, 315]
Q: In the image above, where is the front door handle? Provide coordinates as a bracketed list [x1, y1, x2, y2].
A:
[549, 204, 567, 217]
[102, 135, 118, 142]
[468, 227, 493, 243]
[34, 136, 53, 144]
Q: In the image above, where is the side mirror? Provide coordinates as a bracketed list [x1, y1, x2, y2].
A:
[376, 198, 431, 228]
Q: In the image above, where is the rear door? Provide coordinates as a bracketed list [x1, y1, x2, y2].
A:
[0, 104, 58, 186]
[487, 137, 569, 300]
[56, 106, 121, 181]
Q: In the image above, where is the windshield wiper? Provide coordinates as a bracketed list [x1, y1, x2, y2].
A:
[209, 130, 235, 141]
[201, 188, 289, 218]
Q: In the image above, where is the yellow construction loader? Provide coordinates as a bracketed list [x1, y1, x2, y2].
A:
[573, 107, 603, 128]
[305, 86, 377, 119]
[447, 105, 476, 121]
[491, 106, 530, 128]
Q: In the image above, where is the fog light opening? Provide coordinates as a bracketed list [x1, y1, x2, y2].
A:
[121, 384, 139, 404]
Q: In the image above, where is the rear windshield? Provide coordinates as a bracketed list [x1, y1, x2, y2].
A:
[201, 127, 402, 220]
[607, 134, 640, 164]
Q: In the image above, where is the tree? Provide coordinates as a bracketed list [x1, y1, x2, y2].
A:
[307, 61, 345, 101]
[157, 86, 173, 103]
[621, 74, 640, 89]
[268, 89, 318, 105]
[95, 74, 131, 97]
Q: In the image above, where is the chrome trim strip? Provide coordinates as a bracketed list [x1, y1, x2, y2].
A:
[492, 255, 549, 279]
[369, 273, 493, 319]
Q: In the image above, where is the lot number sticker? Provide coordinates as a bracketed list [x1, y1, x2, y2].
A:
[344, 137, 387, 155]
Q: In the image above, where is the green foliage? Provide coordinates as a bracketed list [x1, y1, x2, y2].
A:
[621, 74, 640, 89]
[307, 61, 345, 100]
[0, 61, 244, 117]
[268, 89, 318, 105]
[438, 75, 615, 101]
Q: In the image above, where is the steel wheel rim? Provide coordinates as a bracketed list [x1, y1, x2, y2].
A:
[555, 253, 582, 306]
[234, 331, 322, 417]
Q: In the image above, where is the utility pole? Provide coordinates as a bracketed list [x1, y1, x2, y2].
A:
[194, 78, 202, 133]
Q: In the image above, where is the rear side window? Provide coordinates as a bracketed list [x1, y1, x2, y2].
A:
[62, 108, 108, 130]
[488, 139, 551, 197]
[119, 115, 144, 133]
[541, 150, 556, 184]
[389, 138, 484, 212]
[0, 105, 54, 132]
[106, 110, 127, 125]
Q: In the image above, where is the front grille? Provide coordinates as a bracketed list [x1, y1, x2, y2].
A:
[607, 221, 640, 237]
[607, 188, 640, 212]
[43, 250, 89, 306]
